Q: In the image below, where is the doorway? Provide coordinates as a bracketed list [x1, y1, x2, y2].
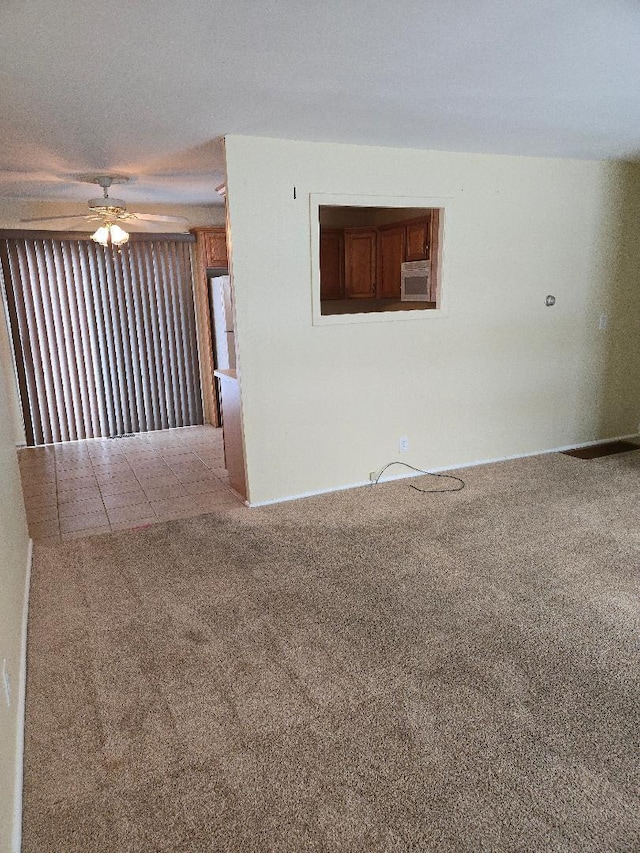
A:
[1, 233, 203, 445]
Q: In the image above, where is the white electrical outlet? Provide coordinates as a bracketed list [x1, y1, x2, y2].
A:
[598, 314, 609, 330]
[2, 659, 11, 708]
[399, 436, 409, 453]
[369, 471, 378, 482]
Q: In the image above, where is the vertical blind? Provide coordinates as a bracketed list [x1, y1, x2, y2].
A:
[0, 235, 203, 445]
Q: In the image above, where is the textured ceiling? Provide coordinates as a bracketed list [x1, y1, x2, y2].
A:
[1, 0, 639, 207]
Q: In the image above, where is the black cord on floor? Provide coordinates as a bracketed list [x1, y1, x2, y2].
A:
[371, 461, 465, 493]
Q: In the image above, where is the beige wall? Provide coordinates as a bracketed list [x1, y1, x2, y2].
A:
[224, 136, 640, 505]
[0, 300, 30, 850]
[0, 298, 25, 445]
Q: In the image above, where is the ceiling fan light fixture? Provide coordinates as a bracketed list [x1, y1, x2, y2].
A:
[91, 225, 110, 246]
[91, 223, 130, 247]
[109, 224, 130, 246]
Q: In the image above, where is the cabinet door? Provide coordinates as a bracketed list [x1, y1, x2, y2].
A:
[405, 218, 430, 261]
[345, 229, 377, 298]
[203, 228, 228, 267]
[378, 226, 405, 298]
[319, 229, 345, 299]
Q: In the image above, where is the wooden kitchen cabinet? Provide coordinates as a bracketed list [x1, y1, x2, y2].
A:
[319, 213, 436, 310]
[377, 225, 406, 298]
[320, 229, 345, 299]
[200, 227, 228, 268]
[345, 228, 377, 298]
[405, 218, 430, 261]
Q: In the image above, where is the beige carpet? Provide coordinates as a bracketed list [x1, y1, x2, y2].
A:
[22, 451, 640, 852]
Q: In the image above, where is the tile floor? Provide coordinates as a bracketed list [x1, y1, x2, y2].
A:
[18, 425, 245, 543]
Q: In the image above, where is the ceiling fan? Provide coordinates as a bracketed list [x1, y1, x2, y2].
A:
[20, 175, 189, 247]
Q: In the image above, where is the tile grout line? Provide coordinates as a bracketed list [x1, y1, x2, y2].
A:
[191, 446, 235, 495]
[53, 451, 60, 542]
[127, 446, 162, 526]
[56, 445, 102, 539]
[89, 443, 117, 535]
[93, 442, 145, 530]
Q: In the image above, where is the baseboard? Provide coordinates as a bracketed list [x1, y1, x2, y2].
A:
[12, 538, 32, 853]
[249, 475, 377, 507]
[248, 433, 640, 507]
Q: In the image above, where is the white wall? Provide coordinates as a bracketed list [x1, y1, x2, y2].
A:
[224, 136, 640, 504]
[0, 302, 30, 850]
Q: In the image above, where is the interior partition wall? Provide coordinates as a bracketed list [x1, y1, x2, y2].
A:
[0, 233, 204, 446]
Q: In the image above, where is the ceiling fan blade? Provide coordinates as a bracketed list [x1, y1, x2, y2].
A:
[123, 220, 190, 235]
[20, 215, 89, 224]
[132, 213, 190, 224]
